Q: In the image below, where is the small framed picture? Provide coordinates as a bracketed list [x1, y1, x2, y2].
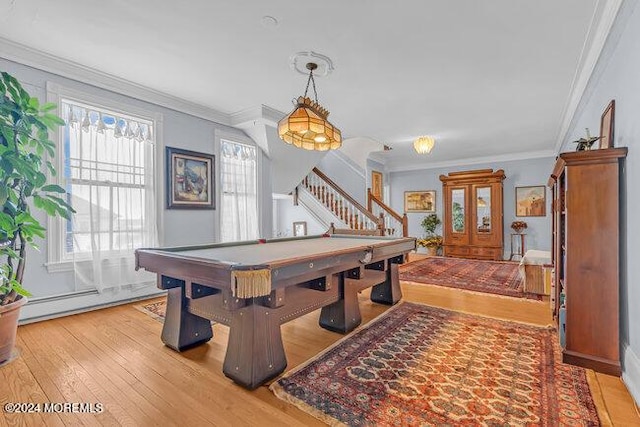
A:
[404, 190, 436, 213]
[371, 170, 383, 199]
[515, 186, 546, 217]
[293, 221, 307, 236]
[166, 147, 215, 209]
[599, 100, 615, 149]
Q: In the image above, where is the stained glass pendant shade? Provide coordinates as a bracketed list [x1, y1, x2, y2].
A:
[278, 63, 342, 151]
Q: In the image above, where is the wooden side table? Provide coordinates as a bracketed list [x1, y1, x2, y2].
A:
[509, 233, 526, 260]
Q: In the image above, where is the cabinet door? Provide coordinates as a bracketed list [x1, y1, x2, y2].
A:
[447, 186, 469, 245]
[471, 184, 502, 246]
[471, 185, 492, 245]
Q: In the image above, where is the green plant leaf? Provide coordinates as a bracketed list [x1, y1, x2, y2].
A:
[41, 184, 66, 193]
[10, 279, 32, 297]
[41, 102, 58, 112]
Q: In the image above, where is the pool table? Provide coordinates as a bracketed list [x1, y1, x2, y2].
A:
[135, 233, 415, 389]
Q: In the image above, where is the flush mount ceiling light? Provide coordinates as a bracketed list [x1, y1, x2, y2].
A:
[278, 62, 342, 151]
[414, 136, 436, 154]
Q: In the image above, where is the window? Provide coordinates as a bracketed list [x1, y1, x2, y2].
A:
[220, 140, 259, 242]
[60, 100, 158, 259]
[46, 86, 160, 291]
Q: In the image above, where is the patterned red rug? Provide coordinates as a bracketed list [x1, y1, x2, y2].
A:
[399, 256, 542, 300]
[270, 302, 604, 426]
[135, 299, 167, 322]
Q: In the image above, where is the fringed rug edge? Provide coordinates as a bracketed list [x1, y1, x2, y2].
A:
[270, 382, 347, 427]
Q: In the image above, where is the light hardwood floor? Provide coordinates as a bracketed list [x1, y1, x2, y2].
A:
[1, 282, 638, 426]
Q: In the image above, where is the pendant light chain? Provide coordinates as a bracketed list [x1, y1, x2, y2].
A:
[303, 69, 319, 103]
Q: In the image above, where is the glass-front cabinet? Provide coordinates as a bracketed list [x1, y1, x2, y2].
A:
[475, 186, 491, 233]
[451, 188, 466, 234]
[440, 170, 505, 260]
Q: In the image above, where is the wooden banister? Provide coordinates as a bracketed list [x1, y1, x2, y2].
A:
[312, 168, 379, 223]
[367, 188, 409, 237]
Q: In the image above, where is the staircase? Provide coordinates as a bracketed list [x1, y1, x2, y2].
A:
[367, 188, 408, 237]
[297, 168, 407, 237]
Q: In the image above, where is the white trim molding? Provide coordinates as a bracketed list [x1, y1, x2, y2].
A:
[622, 343, 640, 408]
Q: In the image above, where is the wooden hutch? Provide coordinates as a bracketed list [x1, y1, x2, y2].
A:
[440, 169, 505, 260]
[548, 147, 627, 376]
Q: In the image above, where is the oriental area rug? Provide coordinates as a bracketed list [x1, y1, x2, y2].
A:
[135, 299, 167, 322]
[270, 302, 605, 426]
[399, 256, 542, 300]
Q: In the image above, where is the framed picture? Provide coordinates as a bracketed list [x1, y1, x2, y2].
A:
[515, 186, 545, 217]
[404, 190, 436, 213]
[166, 147, 215, 209]
[293, 221, 307, 236]
[371, 170, 383, 199]
[599, 100, 615, 149]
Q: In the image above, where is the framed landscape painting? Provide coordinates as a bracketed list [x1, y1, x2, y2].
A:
[515, 186, 545, 217]
[404, 190, 436, 213]
[166, 147, 215, 209]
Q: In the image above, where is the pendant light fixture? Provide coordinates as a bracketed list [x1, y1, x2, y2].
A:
[278, 62, 342, 151]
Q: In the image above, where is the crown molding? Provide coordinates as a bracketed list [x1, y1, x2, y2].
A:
[554, 0, 624, 152]
[384, 149, 556, 173]
[0, 37, 232, 125]
[229, 104, 285, 127]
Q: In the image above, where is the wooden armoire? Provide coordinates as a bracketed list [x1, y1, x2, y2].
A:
[439, 169, 505, 260]
[548, 147, 627, 376]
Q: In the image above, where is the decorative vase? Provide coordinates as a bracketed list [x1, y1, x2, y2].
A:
[0, 296, 27, 365]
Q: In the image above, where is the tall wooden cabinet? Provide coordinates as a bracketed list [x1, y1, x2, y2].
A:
[548, 148, 627, 376]
[440, 169, 505, 260]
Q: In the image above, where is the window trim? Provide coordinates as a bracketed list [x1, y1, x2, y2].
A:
[45, 82, 164, 272]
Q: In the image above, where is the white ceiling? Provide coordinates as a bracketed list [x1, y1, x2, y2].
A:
[0, 0, 604, 169]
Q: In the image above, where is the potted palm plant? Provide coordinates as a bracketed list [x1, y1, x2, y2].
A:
[0, 71, 74, 364]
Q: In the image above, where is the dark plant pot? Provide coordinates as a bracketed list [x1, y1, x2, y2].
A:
[0, 296, 27, 365]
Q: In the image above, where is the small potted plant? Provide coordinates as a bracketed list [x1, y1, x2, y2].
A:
[419, 214, 442, 256]
[511, 220, 528, 234]
[0, 71, 74, 364]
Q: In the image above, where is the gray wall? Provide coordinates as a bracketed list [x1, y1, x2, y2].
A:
[389, 157, 555, 254]
[0, 58, 273, 320]
[317, 151, 367, 207]
[274, 198, 326, 238]
[559, 1, 640, 404]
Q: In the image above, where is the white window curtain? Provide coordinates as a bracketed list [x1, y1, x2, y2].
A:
[220, 140, 259, 242]
[63, 101, 158, 292]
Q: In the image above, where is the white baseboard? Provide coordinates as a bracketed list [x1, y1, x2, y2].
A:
[622, 343, 640, 407]
[19, 284, 165, 324]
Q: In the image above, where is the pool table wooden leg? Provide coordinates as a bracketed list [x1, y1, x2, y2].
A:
[161, 287, 213, 351]
[319, 273, 362, 333]
[223, 304, 287, 390]
[370, 259, 402, 305]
